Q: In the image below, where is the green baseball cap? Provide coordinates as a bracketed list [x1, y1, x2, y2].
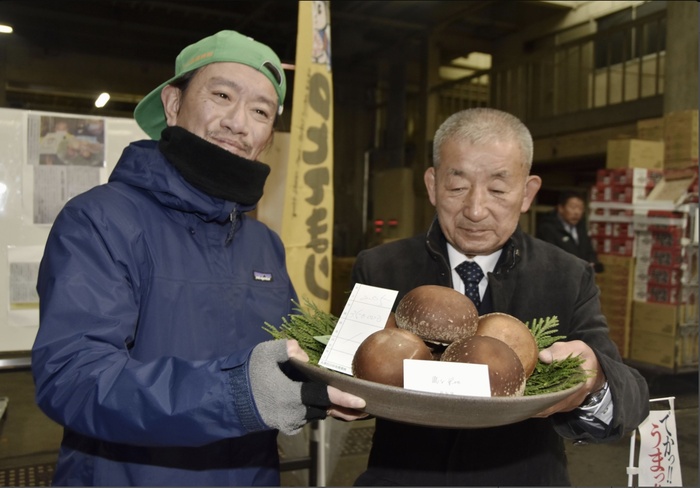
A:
[134, 30, 286, 140]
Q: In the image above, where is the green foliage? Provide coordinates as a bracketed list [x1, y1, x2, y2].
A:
[524, 354, 590, 396]
[263, 298, 337, 364]
[529, 316, 566, 349]
[524, 316, 590, 396]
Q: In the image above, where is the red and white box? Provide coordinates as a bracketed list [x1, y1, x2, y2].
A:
[590, 183, 653, 204]
[634, 282, 683, 305]
[589, 222, 634, 238]
[595, 168, 664, 187]
[593, 236, 635, 256]
[634, 264, 683, 286]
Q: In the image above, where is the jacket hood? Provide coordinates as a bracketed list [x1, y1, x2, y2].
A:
[109, 140, 256, 223]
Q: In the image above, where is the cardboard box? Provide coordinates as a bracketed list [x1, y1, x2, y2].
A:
[646, 176, 696, 203]
[595, 168, 664, 187]
[679, 325, 699, 366]
[632, 300, 679, 336]
[679, 285, 699, 324]
[593, 236, 635, 256]
[597, 256, 634, 357]
[634, 282, 682, 305]
[665, 158, 699, 171]
[589, 183, 651, 203]
[664, 110, 698, 163]
[630, 329, 677, 368]
[590, 206, 635, 222]
[636, 117, 664, 141]
[598, 254, 636, 271]
[606, 139, 664, 169]
[590, 222, 634, 239]
[648, 268, 680, 287]
[634, 265, 683, 286]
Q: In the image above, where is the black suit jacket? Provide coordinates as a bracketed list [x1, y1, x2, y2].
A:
[536, 210, 604, 272]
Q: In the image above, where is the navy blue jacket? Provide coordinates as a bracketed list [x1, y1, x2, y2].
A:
[351, 219, 648, 486]
[32, 140, 296, 486]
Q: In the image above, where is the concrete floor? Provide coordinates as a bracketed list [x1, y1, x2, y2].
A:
[1, 367, 697, 487]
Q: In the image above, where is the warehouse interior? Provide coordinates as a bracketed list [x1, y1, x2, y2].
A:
[0, 1, 698, 486]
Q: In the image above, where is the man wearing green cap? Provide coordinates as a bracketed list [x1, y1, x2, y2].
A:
[31, 30, 366, 486]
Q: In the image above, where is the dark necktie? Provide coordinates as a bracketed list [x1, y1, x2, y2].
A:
[456, 261, 484, 307]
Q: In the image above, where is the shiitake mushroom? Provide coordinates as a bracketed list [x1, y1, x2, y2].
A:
[475, 312, 539, 378]
[352, 328, 433, 387]
[441, 335, 526, 397]
[395, 285, 478, 345]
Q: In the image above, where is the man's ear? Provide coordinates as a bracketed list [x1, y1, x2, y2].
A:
[161, 85, 181, 127]
[520, 175, 542, 213]
[424, 167, 437, 207]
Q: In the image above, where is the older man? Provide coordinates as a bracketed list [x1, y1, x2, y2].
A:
[352, 108, 648, 486]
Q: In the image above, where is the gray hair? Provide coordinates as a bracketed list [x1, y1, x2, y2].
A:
[432, 108, 533, 172]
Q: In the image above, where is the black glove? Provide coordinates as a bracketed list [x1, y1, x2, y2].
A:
[249, 340, 331, 435]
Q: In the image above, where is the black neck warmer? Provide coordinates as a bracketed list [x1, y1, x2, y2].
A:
[158, 126, 271, 205]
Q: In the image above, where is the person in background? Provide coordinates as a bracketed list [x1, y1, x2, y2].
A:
[31, 30, 365, 487]
[351, 108, 648, 486]
[537, 190, 604, 272]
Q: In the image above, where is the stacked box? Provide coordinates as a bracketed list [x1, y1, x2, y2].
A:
[633, 211, 692, 305]
[597, 254, 635, 357]
[589, 221, 634, 239]
[663, 110, 699, 170]
[629, 203, 699, 370]
[630, 322, 699, 369]
[589, 183, 652, 204]
[605, 139, 664, 169]
[630, 328, 677, 369]
[589, 168, 663, 257]
[679, 325, 700, 367]
[591, 206, 634, 221]
[636, 117, 664, 141]
[595, 168, 664, 187]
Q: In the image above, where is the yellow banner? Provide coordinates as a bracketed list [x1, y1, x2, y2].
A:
[282, 1, 334, 311]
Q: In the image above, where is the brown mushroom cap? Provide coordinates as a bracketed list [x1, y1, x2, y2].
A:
[441, 335, 526, 397]
[476, 312, 539, 378]
[352, 328, 433, 387]
[395, 285, 479, 344]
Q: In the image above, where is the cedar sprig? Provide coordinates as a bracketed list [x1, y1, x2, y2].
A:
[524, 354, 590, 395]
[529, 316, 566, 349]
[524, 316, 590, 396]
[263, 298, 337, 364]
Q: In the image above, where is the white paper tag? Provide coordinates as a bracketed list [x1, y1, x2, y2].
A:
[403, 359, 491, 397]
[318, 283, 398, 374]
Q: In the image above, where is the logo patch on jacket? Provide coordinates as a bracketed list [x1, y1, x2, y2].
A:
[253, 271, 273, 282]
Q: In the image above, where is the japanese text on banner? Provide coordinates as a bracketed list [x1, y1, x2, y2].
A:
[282, 1, 334, 311]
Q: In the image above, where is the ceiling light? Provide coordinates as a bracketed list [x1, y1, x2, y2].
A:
[0, 25, 13, 34]
[95, 92, 110, 108]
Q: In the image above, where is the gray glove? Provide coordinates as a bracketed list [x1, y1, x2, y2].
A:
[249, 340, 331, 435]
